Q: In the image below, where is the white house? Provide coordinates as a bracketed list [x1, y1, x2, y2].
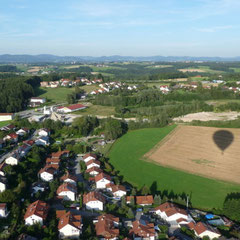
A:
[4, 133, 18, 143]
[57, 183, 77, 201]
[106, 184, 127, 198]
[60, 171, 77, 186]
[131, 220, 156, 240]
[0, 113, 14, 122]
[39, 165, 58, 182]
[86, 166, 103, 176]
[24, 200, 49, 226]
[5, 154, 20, 165]
[16, 128, 29, 136]
[57, 104, 86, 113]
[153, 202, 193, 227]
[58, 211, 82, 239]
[30, 97, 46, 105]
[188, 222, 221, 240]
[0, 177, 7, 192]
[95, 173, 111, 189]
[35, 136, 49, 146]
[38, 128, 50, 137]
[86, 159, 101, 169]
[83, 191, 106, 211]
[83, 153, 97, 163]
[0, 203, 8, 218]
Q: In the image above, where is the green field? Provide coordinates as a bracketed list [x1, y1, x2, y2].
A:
[109, 125, 240, 209]
[73, 105, 115, 116]
[0, 121, 12, 128]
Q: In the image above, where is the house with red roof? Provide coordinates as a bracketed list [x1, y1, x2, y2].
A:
[95, 214, 120, 239]
[94, 173, 112, 189]
[86, 159, 100, 169]
[57, 103, 86, 113]
[188, 222, 221, 239]
[153, 202, 194, 227]
[24, 200, 49, 226]
[0, 203, 8, 218]
[106, 183, 127, 199]
[57, 211, 82, 239]
[136, 195, 154, 206]
[39, 164, 59, 182]
[60, 171, 77, 185]
[4, 132, 18, 143]
[83, 153, 97, 163]
[83, 191, 106, 211]
[57, 183, 77, 201]
[86, 166, 103, 176]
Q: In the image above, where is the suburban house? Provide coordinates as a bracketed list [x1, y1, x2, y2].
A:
[57, 211, 82, 239]
[153, 202, 194, 227]
[4, 132, 18, 143]
[16, 128, 30, 136]
[32, 182, 48, 194]
[0, 203, 8, 218]
[0, 162, 7, 176]
[29, 97, 46, 107]
[35, 136, 50, 146]
[24, 200, 49, 226]
[0, 124, 16, 131]
[95, 214, 120, 240]
[0, 176, 7, 192]
[60, 171, 77, 185]
[129, 220, 156, 240]
[51, 150, 69, 159]
[106, 184, 127, 198]
[86, 159, 101, 169]
[83, 153, 97, 163]
[46, 157, 61, 165]
[0, 113, 14, 122]
[188, 222, 221, 240]
[57, 103, 86, 113]
[5, 153, 20, 165]
[38, 128, 50, 137]
[83, 191, 106, 211]
[94, 172, 112, 189]
[39, 165, 59, 182]
[136, 195, 154, 206]
[57, 183, 77, 201]
[86, 166, 103, 176]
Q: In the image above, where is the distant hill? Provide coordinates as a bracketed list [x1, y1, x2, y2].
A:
[0, 54, 240, 63]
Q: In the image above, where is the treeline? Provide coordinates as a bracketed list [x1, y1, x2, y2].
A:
[0, 76, 41, 113]
[0, 65, 19, 72]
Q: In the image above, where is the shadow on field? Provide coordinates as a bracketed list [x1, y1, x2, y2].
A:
[213, 130, 234, 153]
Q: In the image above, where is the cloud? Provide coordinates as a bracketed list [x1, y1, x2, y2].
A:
[196, 25, 235, 33]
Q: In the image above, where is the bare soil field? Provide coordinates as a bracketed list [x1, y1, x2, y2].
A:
[179, 68, 206, 73]
[173, 111, 240, 122]
[145, 125, 240, 184]
[27, 66, 42, 73]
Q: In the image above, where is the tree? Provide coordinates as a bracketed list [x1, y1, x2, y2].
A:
[126, 208, 134, 219]
[104, 118, 125, 140]
[141, 185, 150, 195]
[154, 195, 161, 205]
[0, 190, 16, 202]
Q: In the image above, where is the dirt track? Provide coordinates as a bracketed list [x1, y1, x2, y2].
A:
[145, 125, 240, 184]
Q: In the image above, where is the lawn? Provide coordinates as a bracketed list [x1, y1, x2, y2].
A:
[35, 87, 75, 103]
[108, 125, 240, 210]
[73, 105, 115, 116]
[0, 121, 12, 128]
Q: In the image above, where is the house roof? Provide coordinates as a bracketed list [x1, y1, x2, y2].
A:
[24, 200, 49, 220]
[46, 158, 60, 164]
[130, 220, 155, 238]
[95, 214, 119, 239]
[38, 164, 58, 175]
[66, 103, 86, 110]
[94, 172, 111, 182]
[51, 150, 69, 158]
[7, 133, 18, 139]
[86, 166, 103, 174]
[0, 203, 6, 209]
[83, 191, 106, 204]
[0, 162, 6, 172]
[136, 195, 154, 205]
[154, 202, 188, 217]
[60, 171, 77, 182]
[57, 182, 77, 194]
[58, 211, 82, 230]
[106, 183, 126, 193]
[126, 196, 135, 203]
[86, 159, 100, 166]
[188, 222, 220, 236]
[0, 113, 13, 116]
[83, 153, 97, 160]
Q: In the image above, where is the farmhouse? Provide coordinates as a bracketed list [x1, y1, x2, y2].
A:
[0, 113, 14, 122]
[57, 182, 77, 201]
[83, 191, 106, 211]
[188, 222, 221, 240]
[57, 103, 86, 113]
[24, 200, 49, 226]
[57, 211, 82, 239]
[136, 195, 154, 206]
[94, 172, 112, 189]
[153, 202, 194, 227]
[95, 214, 120, 239]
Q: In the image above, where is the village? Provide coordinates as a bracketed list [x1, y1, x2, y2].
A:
[0, 116, 237, 240]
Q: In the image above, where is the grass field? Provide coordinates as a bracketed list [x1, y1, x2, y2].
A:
[109, 125, 240, 209]
[0, 121, 12, 128]
[73, 105, 115, 116]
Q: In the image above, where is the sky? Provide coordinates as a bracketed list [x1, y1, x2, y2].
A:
[0, 0, 240, 57]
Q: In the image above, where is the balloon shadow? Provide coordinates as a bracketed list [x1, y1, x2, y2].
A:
[213, 130, 234, 153]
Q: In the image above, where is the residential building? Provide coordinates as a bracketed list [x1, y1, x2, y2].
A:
[57, 183, 77, 201]
[0, 203, 8, 218]
[106, 184, 127, 198]
[5, 153, 20, 165]
[83, 191, 106, 211]
[86, 166, 103, 176]
[4, 132, 18, 143]
[94, 172, 111, 189]
[57, 104, 86, 113]
[29, 97, 46, 107]
[86, 159, 101, 169]
[61, 171, 77, 185]
[0, 162, 7, 176]
[83, 153, 97, 163]
[38, 128, 50, 137]
[136, 195, 154, 206]
[0, 176, 7, 192]
[35, 136, 49, 146]
[57, 211, 82, 239]
[24, 200, 49, 226]
[0, 113, 14, 122]
[130, 220, 156, 240]
[39, 165, 58, 182]
[16, 128, 29, 136]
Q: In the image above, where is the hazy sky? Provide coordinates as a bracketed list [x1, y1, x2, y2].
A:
[0, 0, 240, 56]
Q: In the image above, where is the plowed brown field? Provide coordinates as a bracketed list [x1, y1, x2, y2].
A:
[145, 125, 240, 184]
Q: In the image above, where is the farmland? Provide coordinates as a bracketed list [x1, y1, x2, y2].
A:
[109, 125, 240, 209]
[0, 120, 12, 128]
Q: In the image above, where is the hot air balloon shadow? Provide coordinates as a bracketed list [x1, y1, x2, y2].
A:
[213, 130, 234, 154]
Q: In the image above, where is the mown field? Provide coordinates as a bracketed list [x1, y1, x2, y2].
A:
[108, 125, 240, 209]
[0, 120, 11, 128]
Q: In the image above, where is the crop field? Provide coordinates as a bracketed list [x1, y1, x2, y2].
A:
[146, 125, 240, 184]
[109, 125, 240, 209]
[179, 68, 206, 73]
